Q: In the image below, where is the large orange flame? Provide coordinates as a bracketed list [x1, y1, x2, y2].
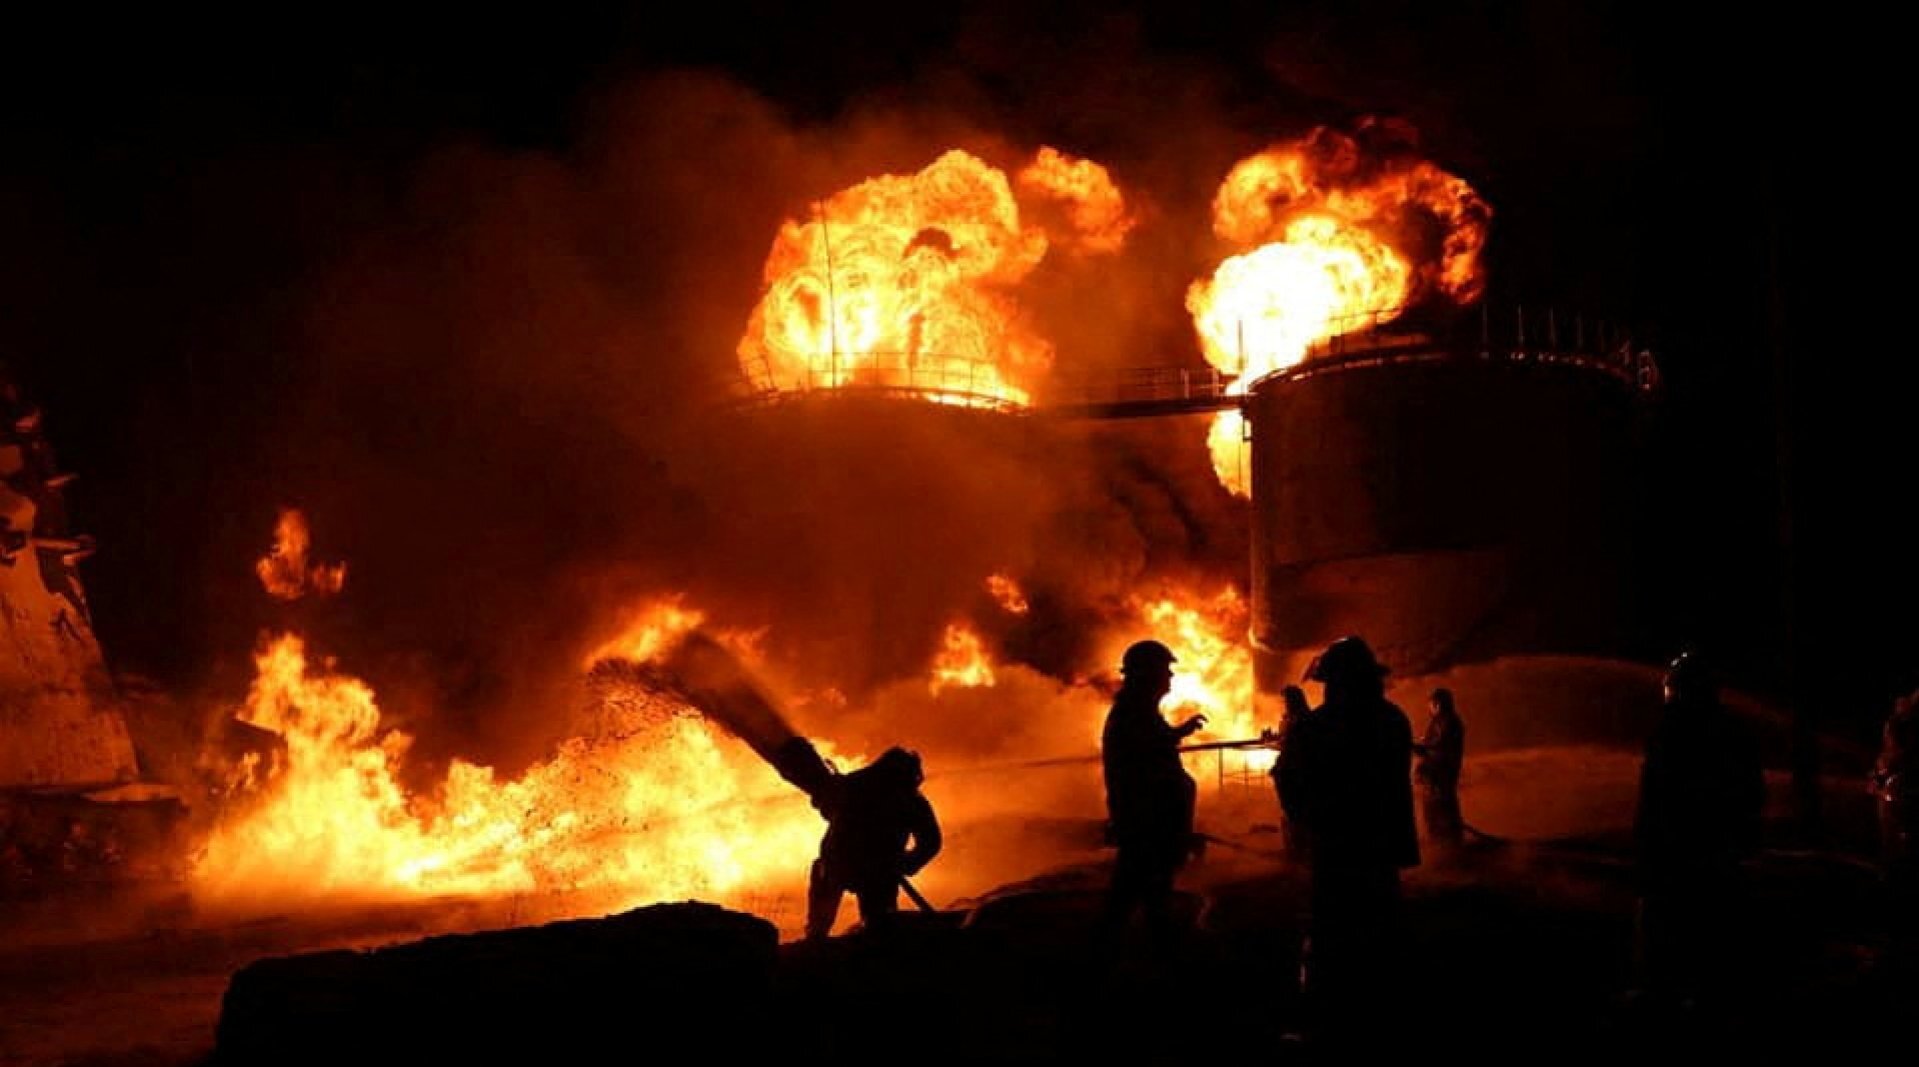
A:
[738, 147, 1129, 408]
[1102, 586, 1268, 772]
[192, 610, 843, 915]
[1015, 146, 1137, 255]
[256, 509, 345, 600]
[1187, 125, 1490, 494]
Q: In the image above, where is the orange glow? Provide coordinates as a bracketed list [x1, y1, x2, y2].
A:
[1187, 127, 1490, 495]
[739, 148, 1127, 409]
[256, 509, 345, 600]
[929, 622, 997, 695]
[192, 617, 849, 912]
[986, 573, 1030, 615]
[1015, 146, 1136, 255]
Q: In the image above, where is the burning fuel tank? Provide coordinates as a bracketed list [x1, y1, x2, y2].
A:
[1244, 313, 1658, 695]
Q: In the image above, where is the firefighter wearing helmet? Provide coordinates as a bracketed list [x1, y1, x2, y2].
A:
[805, 746, 943, 940]
[1099, 639, 1207, 948]
[1279, 635, 1419, 1044]
[1632, 649, 1764, 1007]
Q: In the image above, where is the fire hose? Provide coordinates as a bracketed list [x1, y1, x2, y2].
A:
[1177, 735, 1282, 754]
[647, 632, 1499, 900]
[1184, 735, 1510, 849]
[898, 875, 937, 913]
[642, 633, 951, 918]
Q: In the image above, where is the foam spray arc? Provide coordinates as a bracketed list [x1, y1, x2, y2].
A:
[649, 631, 936, 913]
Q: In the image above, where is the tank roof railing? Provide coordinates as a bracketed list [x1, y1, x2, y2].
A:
[720, 304, 1658, 420]
[1295, 303, 1659, 394]
[730, 349, 1032, 413]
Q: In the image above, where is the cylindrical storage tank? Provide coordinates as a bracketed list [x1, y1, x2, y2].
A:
[1246, 329, 1654, 698]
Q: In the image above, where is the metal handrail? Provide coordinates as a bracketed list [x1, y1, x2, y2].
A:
[740, 349, 1032, 411]
[728, 304, 1659, 415]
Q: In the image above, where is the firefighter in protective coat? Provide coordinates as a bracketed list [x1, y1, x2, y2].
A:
[1100, 639, 1207, 944]
[1414, 687, 1466, 849]
[1632, 651, 1765, 1005]
[1279, 635, 1419, 1040]
[804, 746, 942, 940]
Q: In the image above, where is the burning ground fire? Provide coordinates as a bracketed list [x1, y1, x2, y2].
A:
[191, 617, 840, 912]
[193, 521, 1264, 918]
[193, 536, 849, 911]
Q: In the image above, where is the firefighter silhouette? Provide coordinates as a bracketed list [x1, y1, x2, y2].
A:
[804, 746, 942, 940]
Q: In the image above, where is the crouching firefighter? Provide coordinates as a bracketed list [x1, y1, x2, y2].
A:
[792, 744, 943, 940]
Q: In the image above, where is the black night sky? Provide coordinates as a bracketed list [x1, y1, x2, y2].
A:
[0, 5, 1894, 743]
